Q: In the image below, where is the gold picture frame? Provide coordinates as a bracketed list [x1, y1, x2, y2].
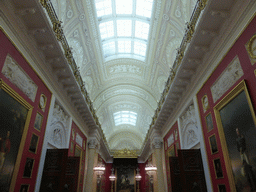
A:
[22, 158, 35, 178]
[34, 112, 43, 132]
[213, 158, 224, 179]
[214, 80, 256, 191]
[209, 134, 218, 155]
[0, 79, 33, 191]
[205, 112, 214, 132]
[201, 94, 209, 112]
[20, 184, 30, 192]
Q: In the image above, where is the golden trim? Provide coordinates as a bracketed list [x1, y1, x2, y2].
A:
[28, 133, 40, 154]
[214, 80, 256, 191]
[22, 157, 35, 179]
[113, 149, 138, 158]
[209, 134, 218, 155]
[166, 144, 175, 157]
[247, 34, 256, 59]
[0, 79, 33, 191]
[39, 93, 47, 109]
[213, 158, 224, 179]
[254, 69, 256, 76]
[201, 94, 209, 112]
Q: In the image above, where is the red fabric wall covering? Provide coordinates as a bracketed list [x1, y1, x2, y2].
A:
[68, 121, 87, 191]
[197, 15, 256, 191]
[0, 29, 52, 192]
[138, 162, 146, 192]
[163, 122, 180, 191]
[104, 163, 113, 192]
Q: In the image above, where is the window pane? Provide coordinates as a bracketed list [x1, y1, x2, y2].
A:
[136, 0, 153, 18]
[134, 41, 146, 56]
[135, 21, 149, 40]
[117, 20, 132, 37]
[95, 0, 112, 17]
[103, 41, 116, 57]
[118, 41, 131, 53]
[99, 21, 114, 39]
[116, 0, 133, 15]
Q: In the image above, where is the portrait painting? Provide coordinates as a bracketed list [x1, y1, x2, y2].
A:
[23, 158, 34, 178]
[213, 158, 224, 179]
[209, 134, 218, 154]
[116, 167, 135, 192]
[218, 184, 226, 192]
[34, 112, 43, 131]
[20, 184, 29, 192]
[29, 134, 39, 154]
[205, 112, 214, 132]
[0, 81, 31, 192]
[214, 81, 256, 191]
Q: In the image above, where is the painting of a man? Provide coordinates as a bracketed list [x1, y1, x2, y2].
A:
[0, 131, 11, 171]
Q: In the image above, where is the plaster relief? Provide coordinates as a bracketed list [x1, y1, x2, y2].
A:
[48, 103, 70, 148]
[211, 56, 244, 103]
[180, 104, 199, 149]
[2, 54, 38, 102]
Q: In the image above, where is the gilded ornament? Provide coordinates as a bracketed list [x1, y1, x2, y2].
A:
[199, 0, 207, 10]
[113, 149, 138, 158]
[53, 21, 63, 41]
[40, 0, 48, 8]
[247, 34, 256, 59]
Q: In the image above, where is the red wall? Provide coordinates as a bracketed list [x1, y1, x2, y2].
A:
[68, 121, 87, 191]
[197, 16, 256, 191]
[163, 122, 180, 191]
[0, 29, 52, 192]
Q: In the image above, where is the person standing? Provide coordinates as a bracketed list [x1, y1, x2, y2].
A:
[0, 131, 11, 171]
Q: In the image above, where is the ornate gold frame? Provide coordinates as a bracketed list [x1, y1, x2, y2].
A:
[20, 184, 30, 192]
[214, 80, 256, 191]
[201, 94, 209, 112]
[34, 111, 43, 132]
[247, 34, 256, 59]
[0, 79, 33, 191]
[213, 158, 224, 179]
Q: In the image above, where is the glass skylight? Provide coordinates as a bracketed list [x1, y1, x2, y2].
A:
[114, 111, 137, 126]
[95, 0, 154, 61]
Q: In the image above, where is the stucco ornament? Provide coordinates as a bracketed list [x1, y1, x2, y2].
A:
[180, 104, 199, 149]
[2, 54, 38, 102]
[48, 104, 70, 148]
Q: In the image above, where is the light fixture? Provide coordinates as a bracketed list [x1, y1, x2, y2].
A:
[135, 168, 142, 192]
[109, 168, 116, 181]
[135, 168, 142, 181]
[93, 163, 105, 177]
[109, 168, 116, 192]
[145, 164, 157, 184]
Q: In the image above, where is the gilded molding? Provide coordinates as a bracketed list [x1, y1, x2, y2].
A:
[112, 148, 138, 158]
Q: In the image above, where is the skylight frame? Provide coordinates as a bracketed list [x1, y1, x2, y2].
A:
[95, 0, 154, 61]
[114, 111, 138, 126]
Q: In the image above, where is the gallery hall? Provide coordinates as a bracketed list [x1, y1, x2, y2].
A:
[0, 0, 256, 191]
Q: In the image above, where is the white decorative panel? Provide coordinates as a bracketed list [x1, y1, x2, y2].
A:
[76, 132, 83, 147]
[48, 103, 70, 148]
[211, 56, 244, 103]
[180, 104, 199, 149]
[2, 54, 38, 102]
[107, 64, 143, 76]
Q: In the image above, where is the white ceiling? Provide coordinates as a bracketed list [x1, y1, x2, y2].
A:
[49, 0, 197, 151]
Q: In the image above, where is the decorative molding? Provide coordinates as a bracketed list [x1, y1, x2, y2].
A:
[211, 56, 244, 103]
[112, 148, 138, 158]
[2, 54, 38, 102]
[152, 137, 163, 149]
[180, 104, 199, 149]
[88, 138, 100, 149]
[167, 134, 174, 147]
[48, 103, 70, 148]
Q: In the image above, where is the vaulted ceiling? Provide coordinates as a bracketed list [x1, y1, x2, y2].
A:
[49, 0, 197, 151]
